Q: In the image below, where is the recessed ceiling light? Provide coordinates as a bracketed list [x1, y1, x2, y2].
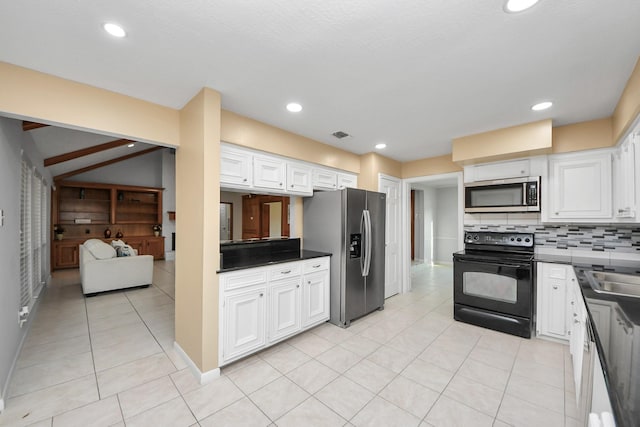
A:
[504, 0, 539, 13]
[531, 101, 553, 111]
[127, 143, 135, 148]
[375, 143, 387, 150]
[286, 103, 302, 113]
[103, 23, 126, 38]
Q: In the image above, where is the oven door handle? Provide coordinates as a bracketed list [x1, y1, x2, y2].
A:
[455, 258, 530, 269]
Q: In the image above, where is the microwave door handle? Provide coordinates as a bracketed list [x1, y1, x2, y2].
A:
[522, 182, 528, 205]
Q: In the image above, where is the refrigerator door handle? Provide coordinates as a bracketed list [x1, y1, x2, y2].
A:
[363, 209, 372, 277]
[360, 210, 366, 276]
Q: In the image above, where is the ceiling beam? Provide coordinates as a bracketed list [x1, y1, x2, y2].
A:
[44, 139, 134, 167]
[22, 121, 49, 131]
[54, 146, 163, 181]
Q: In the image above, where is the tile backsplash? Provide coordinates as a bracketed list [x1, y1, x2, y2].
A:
[464, 223, 640, 253]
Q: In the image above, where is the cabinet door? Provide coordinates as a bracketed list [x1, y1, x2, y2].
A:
[549, 152, 612, 219]
[312, 169, 337, 190]
[254, 155, 286, 191]
[614, 138, 636, 218]
[542, 279, 568, 339]
[223, 287, 267, 361]
[124, 237, 144, 255]
[54, 242, 80, 269]
[220, 146, 252, 187]
[268, 279, 301, 342]
[145, 237, 165, 259]
[286, 163, 312, 195]
[302, 270, 330, 328]
[466, 159, 530, 182]
[337, 173, 358, 189]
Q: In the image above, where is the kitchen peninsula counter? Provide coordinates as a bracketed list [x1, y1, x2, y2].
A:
[535, 252, 640, 427]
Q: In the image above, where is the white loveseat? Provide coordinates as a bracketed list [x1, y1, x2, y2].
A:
[79, 239, 154, 296]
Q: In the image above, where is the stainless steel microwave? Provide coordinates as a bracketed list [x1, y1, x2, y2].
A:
[464, 176, 540, 213]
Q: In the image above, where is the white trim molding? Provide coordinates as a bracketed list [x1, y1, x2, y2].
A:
[0, 397, 4, 413]
[173, 341, 220, 385]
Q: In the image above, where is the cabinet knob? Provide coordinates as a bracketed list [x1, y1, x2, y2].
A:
[308, 281, 311, 284]
[259, 293, 264, 297]
[279, 182, 283, 186]
[243, 178, 247, 182]
[574, 319, 580, 324]
[552, 285, 558, 290]
[296, 285, 300, 288]
[573, 312, 577, 317]
[291, 184, 294, 188]
[313, 264, 321, 268]
[281, 270, 291, 275]
[555, 212, 559, 216]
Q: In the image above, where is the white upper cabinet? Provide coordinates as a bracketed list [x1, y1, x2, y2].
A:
[313, 168, 358, 190]
[464, 159, 530, 183]
[337, 172, 358, 190]
[312, 168, 338, 190]
[220, 143, 354, 195]
[613, 134, 638, 220]
[545, 150, 612, 221]
[286, 163, 313, 195]
[220, 145, 253, 188]
[253, 155, 286, 191]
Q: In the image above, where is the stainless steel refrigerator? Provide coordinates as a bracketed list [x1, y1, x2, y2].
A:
[303, 188, 386, 327]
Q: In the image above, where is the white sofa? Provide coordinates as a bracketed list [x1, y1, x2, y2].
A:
[79, 239, 154, 296]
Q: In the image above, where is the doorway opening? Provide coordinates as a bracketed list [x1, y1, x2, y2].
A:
[403, 172, 463, 293]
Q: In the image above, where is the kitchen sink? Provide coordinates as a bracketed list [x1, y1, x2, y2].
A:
[585, 271, 640, 298]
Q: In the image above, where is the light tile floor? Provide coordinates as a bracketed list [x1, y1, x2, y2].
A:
[0, 261, 577, 427]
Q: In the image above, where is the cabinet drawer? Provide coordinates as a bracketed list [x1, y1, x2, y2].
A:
[221, 268, 268, 291]
[269, 263, 301, 281]
[303, 257, 329, 274]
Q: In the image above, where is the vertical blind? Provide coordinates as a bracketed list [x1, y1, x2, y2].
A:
[20, 160, 47, 311]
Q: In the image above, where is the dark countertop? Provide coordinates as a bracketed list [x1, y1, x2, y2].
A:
[535, 254, 640, 427]
[217, 249, 331, 273]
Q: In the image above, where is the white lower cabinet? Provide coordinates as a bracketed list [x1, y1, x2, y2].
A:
[269, 278, 301, 342]
[222, 285, 267, 362]
[219, 256, 330, 365]
[537, 262, 577, 341]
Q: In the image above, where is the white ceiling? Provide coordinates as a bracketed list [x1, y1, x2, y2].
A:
[2, 0, 640, 162]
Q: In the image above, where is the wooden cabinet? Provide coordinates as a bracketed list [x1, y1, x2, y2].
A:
[123, 236, 164, 259]
[218, 256, 330, 365]
[546, 150, 612, 221]
[52, 181, 164, 269]
[53, 241, 80, 269]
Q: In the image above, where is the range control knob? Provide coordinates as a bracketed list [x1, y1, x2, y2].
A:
[516, 238, 522, 242]
[525, 238, 531, 243]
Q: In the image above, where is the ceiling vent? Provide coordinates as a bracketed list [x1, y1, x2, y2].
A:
[332, 131, 351, 139]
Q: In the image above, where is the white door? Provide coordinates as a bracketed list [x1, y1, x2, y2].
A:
[379, 175, 401, 298]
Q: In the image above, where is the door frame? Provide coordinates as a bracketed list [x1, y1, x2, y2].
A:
[378, 173, 401, 298]
[400, 172, 464, 292]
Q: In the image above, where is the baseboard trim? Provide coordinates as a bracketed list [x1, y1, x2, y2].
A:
[0, 397, 5, 413]
[173, 342, 220, 385]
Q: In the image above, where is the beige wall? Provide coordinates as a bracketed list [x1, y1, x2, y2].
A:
[0, 62, 180, 146]
[452, 119, 552, 165]
[613, 57, 640, 144]
[358, 152, 402, 191]
[221, 110, 360, 174]
[175, 88, 221, 372]
[401, 154, 462, 178]
[552, 118, 613, 153]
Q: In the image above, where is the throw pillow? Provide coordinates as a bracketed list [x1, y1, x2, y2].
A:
[84, 239, 117, 259]
[115, 244, 134, 257]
